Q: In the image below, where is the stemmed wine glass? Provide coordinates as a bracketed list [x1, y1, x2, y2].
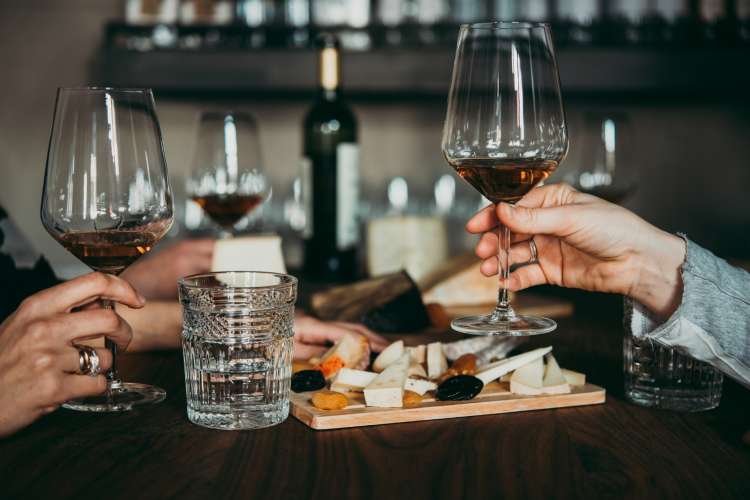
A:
[442, 22, 569, 336]
[187, 111, 269, 239]
[41, 87, 174, 411]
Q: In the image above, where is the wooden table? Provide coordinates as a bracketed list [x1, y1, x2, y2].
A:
[2, 294, 749, 500]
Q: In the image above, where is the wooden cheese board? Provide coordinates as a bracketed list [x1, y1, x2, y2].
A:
[291, 381, 605, 430]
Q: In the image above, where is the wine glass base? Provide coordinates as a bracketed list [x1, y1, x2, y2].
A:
[62, 382, 166, 413]
[451, 314, 557, 337]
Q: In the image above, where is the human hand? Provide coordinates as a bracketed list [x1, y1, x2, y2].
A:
[121, 239, 214, 301]
[468, 183, 686, 319]
[0, 273, 144, 437]
[293, 313, 389, 360]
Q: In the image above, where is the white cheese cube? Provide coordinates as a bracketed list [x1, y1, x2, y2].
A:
[427, 342, 448, 379]
[541, 354, 571, 395]
[405, 378, 437, 396]
[475, 347, 552, 385]
[510, 356, 544, 395]
[332, 368, 378, 390]
[364, 354, 410, 408]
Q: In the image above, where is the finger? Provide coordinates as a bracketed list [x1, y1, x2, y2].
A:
[480, 256, 498, 277]
[181, 239, 215, 255]
[476, 231, 499, 259]
[293, 343, 327, 361]
[56, 309, 133, 351]
[295, 317, 350, 345]
[497, 203, 575, 237]
[62, 345, 113, 374]
[330, 322, 389, 351]
[24, 273, 145, 315]
[465, 205, 498, 234]
[60, 374, 108, 402]
[508, 264, 549, 292]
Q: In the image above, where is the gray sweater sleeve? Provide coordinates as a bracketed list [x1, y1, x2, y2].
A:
[627, 236, 750, 388]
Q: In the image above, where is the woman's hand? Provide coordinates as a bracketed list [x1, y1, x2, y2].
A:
[468, 183, 686, 320]
[121, 239, 214, 301]
[0, 273, 144, 437]
[293, 313, 388, 360]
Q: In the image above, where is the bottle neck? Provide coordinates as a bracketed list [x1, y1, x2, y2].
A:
[318, 46, 340, 101]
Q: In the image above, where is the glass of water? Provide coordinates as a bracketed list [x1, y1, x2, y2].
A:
[624, 329, 723, 412]
[178, 271, 297, 430]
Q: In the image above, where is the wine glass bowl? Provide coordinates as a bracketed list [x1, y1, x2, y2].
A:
[187, 111, 269, 238]
[41, 87, 173, 411]
[442, 22, 569, 336]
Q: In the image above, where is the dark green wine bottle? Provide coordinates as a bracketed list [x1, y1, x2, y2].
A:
[301, 34, 359, 282]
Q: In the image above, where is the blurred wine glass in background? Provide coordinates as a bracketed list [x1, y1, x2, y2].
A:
[565, 112, 637, 204]
[187, 111, 269, 238]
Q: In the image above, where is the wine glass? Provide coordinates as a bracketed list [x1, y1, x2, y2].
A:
[187, 111, 269, 239]
[565, 112, 637, 204]
[41, 87, 174, 411]
[442, 22, 568, 336]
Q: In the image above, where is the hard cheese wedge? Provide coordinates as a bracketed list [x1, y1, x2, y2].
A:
[406, 345, 426, 364]
[364, 353, 410, 408]
[405, 378, 437, 396]
[427, 342, 448, 379]
[408, 363, 427, 378]
[475, 346, 552, 385]
[373, 340, 405, 372]
[331, 368, 378, 391]
[317, 335, 370, 379]
[541, 354, 571, 395]
[561, 368, 586, 386]
[510, 356, 545, 395]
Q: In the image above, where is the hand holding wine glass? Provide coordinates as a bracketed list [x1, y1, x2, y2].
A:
[41, 87, 173, 411]
[442, 22, 568, 336]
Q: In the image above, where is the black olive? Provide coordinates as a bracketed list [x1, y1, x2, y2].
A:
[436, 375, 484, 401]
[291, 370, 326, 393]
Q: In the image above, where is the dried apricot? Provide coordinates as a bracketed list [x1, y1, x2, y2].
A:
[403, 390, 424, 407]
[451, 354, 478, 375]
[311, 390, 348, 411]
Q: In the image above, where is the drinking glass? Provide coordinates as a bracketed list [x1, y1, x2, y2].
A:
[187, 111, 269, 239]
[565, 112, 637, 204]
[41, 87, 173, 411]
[442, 22, 568, 336]
[178, 271, 297, 430]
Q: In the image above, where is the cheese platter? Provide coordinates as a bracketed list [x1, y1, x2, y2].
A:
[290, 335, 606, 430]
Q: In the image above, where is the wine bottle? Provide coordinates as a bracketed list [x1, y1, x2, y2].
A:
[301, 34, 359, 281]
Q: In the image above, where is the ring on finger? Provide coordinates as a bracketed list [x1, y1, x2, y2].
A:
[76, 345, 101, 377]
[527, 238, 539, 265]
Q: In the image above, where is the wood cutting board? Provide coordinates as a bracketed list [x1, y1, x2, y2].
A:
[291, 381, 605, 430]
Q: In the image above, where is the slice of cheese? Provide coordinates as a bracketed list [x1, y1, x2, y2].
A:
[373, 340, 405, 372]
[408, 363, 427, 378]
[406, 345, 426, 364]
[475, 347, 552, 385]
[364, 353, 410, 408]
[332, 368, 378, 391]
[541, 354, 571, 395]
[510, 356, 545, 395]
[442, 337, 496, 361]
[561, 368, 586, 386]
[405, 378, 437, 396]
[427, 342, 448, 379]
[329, 383, 352, 393]
[317, 334, 371, 378]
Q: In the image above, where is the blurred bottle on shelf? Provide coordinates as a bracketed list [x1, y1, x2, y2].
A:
[556, 0, 601, 44]
[179, 0, 234, 24]
[564, 113, 637, 204]
[313, 0, 371, 50]
[415, 0, 450, 45]
[283, 0, 311, 47]
[125, 0, 179, 25]
[639, 0, 692, 45]
[493, 0, 548, 22]
[698, 0, 731, 43]
[738, 0, 750, 42]
[377, 0, 408, 46]
[606, 0, 649, 44]
[451, 0, 487, 24]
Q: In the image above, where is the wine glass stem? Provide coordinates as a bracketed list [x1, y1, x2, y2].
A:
[493, 210, 516, 321]
[101, 299, 123, 391]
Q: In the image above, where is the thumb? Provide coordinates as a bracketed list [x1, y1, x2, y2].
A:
[497, 203, 572, 236]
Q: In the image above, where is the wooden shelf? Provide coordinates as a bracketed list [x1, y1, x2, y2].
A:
[94, 47, 750, 97]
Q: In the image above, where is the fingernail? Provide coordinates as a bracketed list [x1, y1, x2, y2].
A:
[137, 293, 147, 304]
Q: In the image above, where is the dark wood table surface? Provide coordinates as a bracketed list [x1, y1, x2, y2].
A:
[2, 293, 749, 500]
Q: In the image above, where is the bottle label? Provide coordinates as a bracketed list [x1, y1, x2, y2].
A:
[300, 157, 313, 238]
[336, 143, 359, 250]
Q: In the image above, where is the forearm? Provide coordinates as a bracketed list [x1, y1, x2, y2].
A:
[629, 238, 750, 388]
[116, 301, 182, 352]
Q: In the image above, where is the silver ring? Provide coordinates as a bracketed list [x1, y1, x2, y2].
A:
[77, 346, 101, 377]
[528, 238, 539, 265]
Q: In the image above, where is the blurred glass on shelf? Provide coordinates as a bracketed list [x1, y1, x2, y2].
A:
[564, 113, 637, 204]
[608, 0, 650, 44]
[557, 0, 601, 44]
[125, 0, 179, 25]
[313, 0, 371, 50]
[451, 0, 487, 24]
[179, 0, 234, 25]
[186, 111, 270, 239]
[698, 0, 728, 42]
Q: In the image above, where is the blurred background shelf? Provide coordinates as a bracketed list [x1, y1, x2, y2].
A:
[97, 46, 750, 97]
